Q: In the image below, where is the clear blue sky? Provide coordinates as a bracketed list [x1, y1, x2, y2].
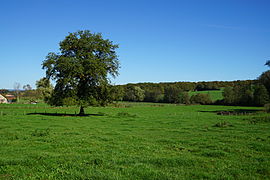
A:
[1, 0, 269, 89]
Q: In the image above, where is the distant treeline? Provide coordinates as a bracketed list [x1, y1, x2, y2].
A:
[111, 80, 251, 103]
[110, 80, 269, 106]
[2, 78, 269, 107]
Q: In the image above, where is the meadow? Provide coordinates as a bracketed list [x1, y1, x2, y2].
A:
[0, 102, 269, 179]
[189, 90, 224, 102]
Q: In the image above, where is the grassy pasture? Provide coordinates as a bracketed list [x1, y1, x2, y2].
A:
[189, 90, 224, 102]
[0, 103, 269, 179]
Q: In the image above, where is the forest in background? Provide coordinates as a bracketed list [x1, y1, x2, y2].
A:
[2, 79, 269, 107]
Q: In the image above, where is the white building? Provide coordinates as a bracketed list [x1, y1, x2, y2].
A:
[0, 94, 8, 104]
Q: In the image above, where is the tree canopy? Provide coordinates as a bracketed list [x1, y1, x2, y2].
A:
[265, 60, 270, 67]
[42, 30, 120, 115]
[36, 77, 53, 102]
[258, 61, 270, 96]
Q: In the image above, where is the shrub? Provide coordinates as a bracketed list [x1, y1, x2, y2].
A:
[190, 93, 212, 105]
[179, 91, 190, 104]
[123, 86, 145, 102]
[144, 89, 163, 102]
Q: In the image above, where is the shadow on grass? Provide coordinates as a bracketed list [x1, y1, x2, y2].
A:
[200, 109, 261, 113]
[199, 109, 261, 115]
[26, 112, 104, 117]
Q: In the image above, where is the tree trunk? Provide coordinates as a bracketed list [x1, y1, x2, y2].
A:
[79, 106, 85, 116]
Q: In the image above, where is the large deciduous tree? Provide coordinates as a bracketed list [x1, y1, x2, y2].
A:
[42, 30, 120, 115]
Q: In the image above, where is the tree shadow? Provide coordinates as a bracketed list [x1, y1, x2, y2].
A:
[199, 109, 261, 115]
[26, 112, 104, 117]
[199, 109, 261, 113]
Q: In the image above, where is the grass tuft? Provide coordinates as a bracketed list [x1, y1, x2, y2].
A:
[213, 121, 233, 128]
[31, 128, 50, 137]
[248, 116, 270, 124]
[116, 112, 137, 118]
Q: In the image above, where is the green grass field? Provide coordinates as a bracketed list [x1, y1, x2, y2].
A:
[189, 90, 224, 102]
[0, 103, 269, 179]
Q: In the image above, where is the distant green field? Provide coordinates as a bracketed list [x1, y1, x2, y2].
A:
[189, 90, 224, 101]
[0, 103, 269, 179]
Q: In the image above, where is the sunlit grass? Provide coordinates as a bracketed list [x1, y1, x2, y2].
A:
[189, 90, 224, 101]
[0, 103, 269, 179]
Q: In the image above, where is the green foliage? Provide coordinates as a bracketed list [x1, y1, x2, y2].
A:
[42, 30, 120, 112]
[20, 90, 40, 101]
[144, 88, 164, 103]
[195, 82, 219, 91]
[178, 91, 190, 104]
[190, 93, 212, 104]
[36, 77, 53, 103]
[259, 70, 270, 96]
[222, 84, 269, 106]
[110, 85, 124, 101]
[118, 80, 256, 104]
[123, 86, 145, 102]
[62, 97, 78, 106]
[265, 60, 270, 67]
[0, 89, 9, 94]
[223, 87, 234, 104]
[23, 84, 32, 91]
[254, 84, 270, 106]
[240, 88, 254, 106]
[163, 86, 181, 103]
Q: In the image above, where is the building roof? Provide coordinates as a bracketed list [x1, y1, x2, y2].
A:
[4, 94, 16, 100]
